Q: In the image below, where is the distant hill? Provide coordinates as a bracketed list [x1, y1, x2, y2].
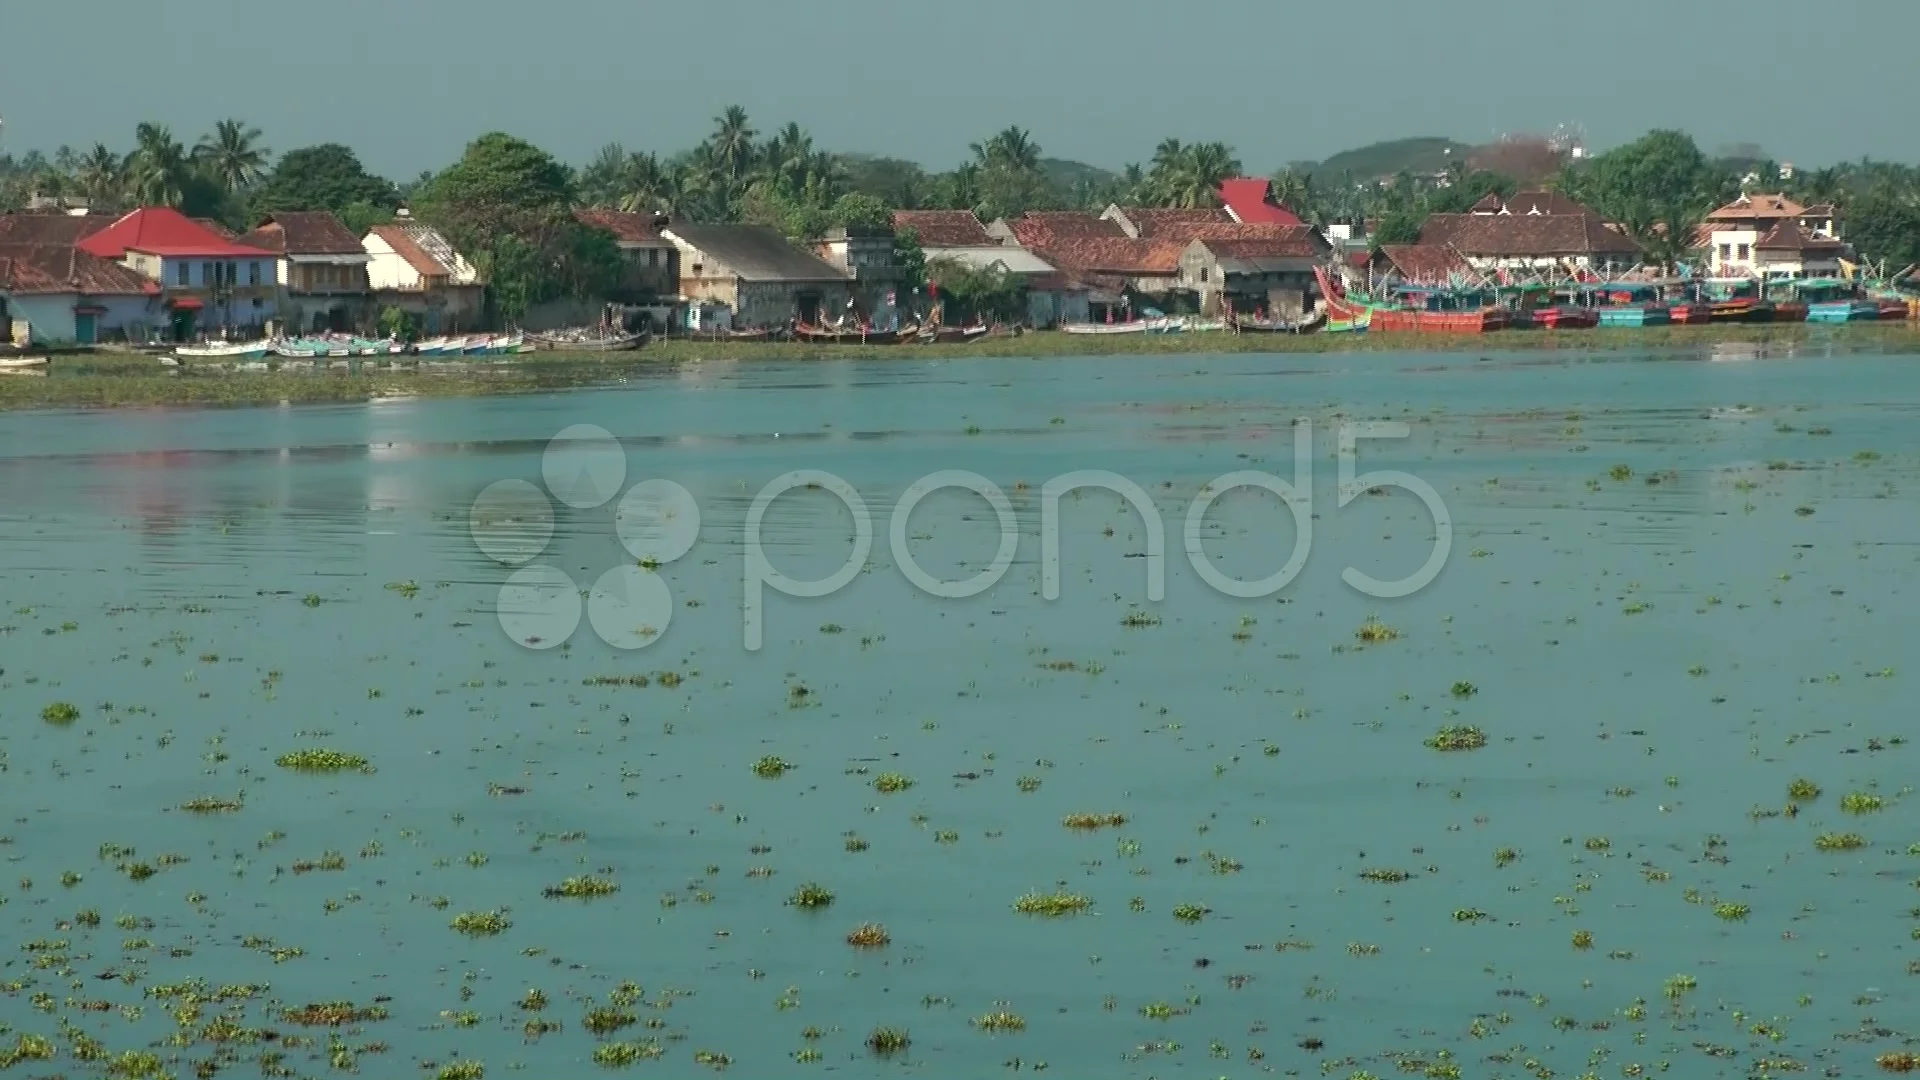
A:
[1039, 158, 1118, 192]
[1301, 137, 1473, 181]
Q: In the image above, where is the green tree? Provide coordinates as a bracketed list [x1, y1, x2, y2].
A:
[1370, 210, 1424, 247]
[193, 119, 270, 192]
[249, 144, 399, 220]
[830, 192, 890, 232]
[926, 257, 1025, 323]
[75, 144, 123, 207]
[1562, 130, 1737, 270]
[414, 132, 619, 320]
[1844, 186, 1920, 270]
[126, 123, 190, 207]
[893, 228, 928, 292]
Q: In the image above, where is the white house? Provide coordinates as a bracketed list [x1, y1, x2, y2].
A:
[241, 212, 372, 333]
[1700, 193, 1845, 278]
[361, 216, 485, 332]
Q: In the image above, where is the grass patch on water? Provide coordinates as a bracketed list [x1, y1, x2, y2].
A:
[1841, 791, 1885, 814]
[275, 748, 373, 773]
[872, 773, 914, 794]
[450, 911, 511, 937]
[845, 922, 891, 948]
[1062, 812, 1128, 830]
[1424, 726, 1488, 752]
[542, 875, 618, 899]
[787, 883, 834, 909]
[751, 755, 793, 778]
[865, 1027, 910, 1056]
[1814, 832, 1867, 851]
[1014, 891, 1092, 916]
[40, 702, 81, 725]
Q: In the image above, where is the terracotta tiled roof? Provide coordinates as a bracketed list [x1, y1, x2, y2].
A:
[891, 210, 992, 247]
[0, 242, 159, 296]
[1497, 190, 1592, 216]
[195, 218, 240, 240]
[1009, 212, 1126, 248]
[1706, 193, 1805, 222]
[1122, 207, 1233, 238]
[1216, 178, 1304, 226]
[1418, 213, 1640, 257]
[573, 209, 671, 245]
[242, 211, 366, 255]
[78, 207, 266, 259]
[369, 224, 455, 279]
[0, 211, 116, 246]
[1191, 227, 1330, 261]
[1755, 219, 1846, 253]
[1372, 244, 1475, 285]
[1165, 222, 1323, 244]
[1799, 202, 1837, 218]
[1027, 236, 1185, 275]
[1468, 192, 1505, 213]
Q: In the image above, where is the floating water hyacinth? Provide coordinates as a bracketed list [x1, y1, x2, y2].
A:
[274, 749, 373, 773]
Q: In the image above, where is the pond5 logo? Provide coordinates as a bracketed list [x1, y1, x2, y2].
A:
[469, 425, 699, 650]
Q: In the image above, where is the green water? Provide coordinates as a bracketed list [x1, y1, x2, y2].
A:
[2, 345, 1917, 1078]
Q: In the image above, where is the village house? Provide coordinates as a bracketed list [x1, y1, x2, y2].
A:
[0, 243, 159, 346]
[1178, 226, 1331, 318]
[75, 207, 279, 339]
[1022, 236, 1187, 315]
[1416, 212, 1640, 277]
[362, 215, 486, 332]
[1216, 177, 1306, 226]
[1099, 205, 1232, 238]
[572, 209, 679, 301]
[663, 222, 852, 328]
[1363, 245, 1482, 292]
[918, 244, 1088, 328]
[891, 209, 994, 250]
[984, 210, 1126, 247]
[1698, 193, 1845, 278]
[811, 224, 903, 322]
[240, 212, 370, 333]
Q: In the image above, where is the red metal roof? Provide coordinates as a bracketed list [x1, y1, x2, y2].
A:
[1216, 178, 1303, 226]
[77, 207, 269, 260]
[573, 208, 671, 245]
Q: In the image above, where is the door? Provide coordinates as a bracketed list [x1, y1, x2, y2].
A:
[796, 293, 821, 325]
[169, 309, 196, 342]
[75, 313, 98, 344]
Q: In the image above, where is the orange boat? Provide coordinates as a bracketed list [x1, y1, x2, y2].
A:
[1669, 303, 1714, 324]
[1315, 267, 1508, 334]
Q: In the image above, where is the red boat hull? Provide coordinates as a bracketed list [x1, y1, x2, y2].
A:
[1315, 268, 1507, 333]
[1532, 307, 1598, 329]
[1669, 303, 1714, 324]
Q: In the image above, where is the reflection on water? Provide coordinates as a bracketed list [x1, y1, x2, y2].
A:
[2, 348, 1917, 1078]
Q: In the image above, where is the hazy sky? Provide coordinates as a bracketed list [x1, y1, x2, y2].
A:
[5, 0, 1917, 179]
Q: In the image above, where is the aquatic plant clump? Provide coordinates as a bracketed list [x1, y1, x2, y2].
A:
[1787, 778, 1821, 801]
[751, 755, 793, 778]
[1062, 812, 1128, 830]
[866, 1027, 910, 1056]
[1840, 791, 1885, 815]
[1354, 620, 1401, 643]
[1814, 832, 1868, 851]
[872, 773, 914, 793]
[1171, 903, 1210, 923]
[1013, 891, 1092, 916]
[40, 702, 81, 725]
[450, 910, 511, 936]
[542, 875, 619, 899]
[845, 922, 891, 948]
[282, 1001, 389, 1026]
[275, 748, 373, 773]
[787, 883, 835, 909]
[1359, 868, 1413, 883]
[971, 1010, 1026, 1033]
[1424, 726, 1488, 752]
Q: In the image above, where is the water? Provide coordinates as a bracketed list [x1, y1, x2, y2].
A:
[2, 345, 1917, 1078]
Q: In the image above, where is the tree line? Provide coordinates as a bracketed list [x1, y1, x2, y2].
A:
[5, 116, 1919, 316]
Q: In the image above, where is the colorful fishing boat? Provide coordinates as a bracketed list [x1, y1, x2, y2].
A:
[1323, 309, 1370, 334]
[1528, 306, 1598, 330]
[1315, 267, 1507, 333]
[1228, 309, 1325, 334]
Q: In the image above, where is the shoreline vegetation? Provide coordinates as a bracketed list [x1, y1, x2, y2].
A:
[2, 322, 1915, 412]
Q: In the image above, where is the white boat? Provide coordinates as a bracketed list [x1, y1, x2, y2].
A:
[176, 341, 273, 360]
[1062, 317, 1179, 335]
[0, 356, 50, 370]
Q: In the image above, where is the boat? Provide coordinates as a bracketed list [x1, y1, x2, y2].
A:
[1528, 306, 1599, 330]
[1771, 301, 1808, 323]
[177, 340, 273, 360]
[918, 325, 991, 344]
[529, 328, 650, 352]
[1596, 305, 1670, 327]
[1228, 309, 1325, 334]
[1315, 267, 1507, 333]
[1669, 302, 1715, 324]
[0, 355, 50, 370]
[1876, 298, 1911, 320]
[1323, 309, 1370, 333]
[1062, 317, 1182, 335]
[793, 323, 909, 344]
[1708, 299, 1772, 323]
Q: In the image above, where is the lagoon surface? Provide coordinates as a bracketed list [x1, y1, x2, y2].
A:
[2, 345, 1918, 1079]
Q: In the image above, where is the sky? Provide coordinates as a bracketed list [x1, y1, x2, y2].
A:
[5, 0, 1918, 180]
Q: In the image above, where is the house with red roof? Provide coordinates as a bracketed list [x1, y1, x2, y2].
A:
[1215, 178, 1305, 227]
[1177, 227, 1331, 318]
[240, 212, 372, 333]
[573, 209, 679, 301]
[77, 207, 279, 338]
[1698, 193, 1846, 278]
[1, 242, 161, 346]
[361, 214, 486, 333]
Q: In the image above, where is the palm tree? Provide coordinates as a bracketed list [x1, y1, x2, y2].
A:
[76, 144, 123, 206]
[194, 119, 269, 192]
[708, 106, 757, 183]
[615, 152, 672, 214]
[126, 123, 190, 207]
[971, 127, 1041, 173]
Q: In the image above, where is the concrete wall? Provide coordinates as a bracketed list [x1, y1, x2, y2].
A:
[370, 286, 485, 334]
[364, 234, 422, 290]
[5, 294, 75, 345]
[1027, 289, 1089, 329]
[736, 281, 852, 327]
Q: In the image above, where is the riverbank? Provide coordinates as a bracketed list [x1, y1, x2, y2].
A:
[3, 322, 1914, 411]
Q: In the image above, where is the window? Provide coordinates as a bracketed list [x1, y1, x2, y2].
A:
[1199, 267, 1209, 283]
[249, 261, 261, 286]
[202, 261, 215, 286]
[1736, 243, 1750, 261]
[648, 249, 659, 267]
[175, 261, 191, 287]
[226, 261, 237, 284]
[1717, 244, 1731, 262]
